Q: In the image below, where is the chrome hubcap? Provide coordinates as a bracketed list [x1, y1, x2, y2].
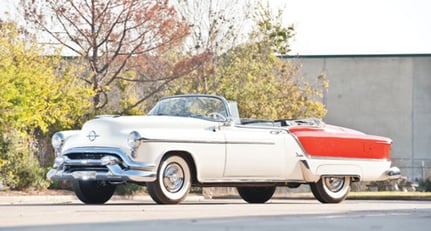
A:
[324, 177, 345, 192]
[163, 163, 184, 193]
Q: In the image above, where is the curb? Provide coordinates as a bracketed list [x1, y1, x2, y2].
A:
[0, 194, 207, 205]
[1, 192, 430, 204]
[0, 195, 77, 204]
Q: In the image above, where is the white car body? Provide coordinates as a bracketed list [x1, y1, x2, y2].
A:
[47, 95, 400, 204]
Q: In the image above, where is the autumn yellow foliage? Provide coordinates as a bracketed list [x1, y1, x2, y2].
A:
[0, 22, 94, 189]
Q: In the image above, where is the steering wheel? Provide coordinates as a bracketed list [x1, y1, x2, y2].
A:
[207, 112, 227, 121]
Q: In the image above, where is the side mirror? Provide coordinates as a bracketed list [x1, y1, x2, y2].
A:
[222, 118, 234, 127]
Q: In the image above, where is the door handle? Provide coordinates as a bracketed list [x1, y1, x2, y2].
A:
[270, 130, 282, 135]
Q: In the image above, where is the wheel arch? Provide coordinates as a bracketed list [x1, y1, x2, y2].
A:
[162, 150, 199, 185]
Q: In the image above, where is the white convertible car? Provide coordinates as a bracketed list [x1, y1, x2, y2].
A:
[47, 94, 400, 204]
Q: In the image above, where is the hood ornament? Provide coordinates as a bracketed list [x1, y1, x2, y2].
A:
[87, 131, 99, 142]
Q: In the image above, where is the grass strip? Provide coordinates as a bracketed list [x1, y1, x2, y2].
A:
[347, 191, 431, 200]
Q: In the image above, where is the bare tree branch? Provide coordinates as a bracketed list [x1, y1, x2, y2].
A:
[22, 0, 191, 113]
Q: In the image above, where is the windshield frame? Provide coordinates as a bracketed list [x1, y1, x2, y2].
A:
[148, 94, 233, 122]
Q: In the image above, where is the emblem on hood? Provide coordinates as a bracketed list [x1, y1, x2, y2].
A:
[87, 130, 99, 142]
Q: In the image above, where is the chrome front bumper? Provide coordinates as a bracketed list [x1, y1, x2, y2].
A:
[47, 147, 157, 182]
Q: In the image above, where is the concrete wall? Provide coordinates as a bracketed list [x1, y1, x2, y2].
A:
[292, 55, 431, 180]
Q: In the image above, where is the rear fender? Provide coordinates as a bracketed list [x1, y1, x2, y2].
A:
[300, 160, 362, 183]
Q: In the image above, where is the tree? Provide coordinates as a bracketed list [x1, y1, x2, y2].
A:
[173, 0, 255, 93]
[168, 3, 328, 119]
[0, 21, 94, 189]
[252, 2, 295, 55]
[116, 49, 212, 114]
[171, 42, 327, 119]
[175, 0, 253, 55]
[23, 0, 190, 113]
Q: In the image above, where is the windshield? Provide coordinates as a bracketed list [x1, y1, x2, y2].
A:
[148, 95, 229, 122]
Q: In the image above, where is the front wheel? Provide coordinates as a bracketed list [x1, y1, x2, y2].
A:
[237, 186, 276, 203]
[310, 176, 351, 203]
[147, 155, 192, 204]
[72, 180, 116, 204]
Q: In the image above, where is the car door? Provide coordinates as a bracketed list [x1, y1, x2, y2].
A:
[222, 125, 287, 178]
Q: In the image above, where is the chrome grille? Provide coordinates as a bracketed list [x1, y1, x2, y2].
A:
[66, 166, 108, 172]
[66, 153, 108, 160]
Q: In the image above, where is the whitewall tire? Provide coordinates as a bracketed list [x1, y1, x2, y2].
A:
[310, 176, 351, 203]
[147, 155, 191, 204]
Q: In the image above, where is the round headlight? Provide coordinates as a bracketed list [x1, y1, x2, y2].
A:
[52, 132, 65, 150]
[127, 131, 141, 149]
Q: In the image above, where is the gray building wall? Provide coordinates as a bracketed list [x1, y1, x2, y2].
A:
[291, 55, 431, 180]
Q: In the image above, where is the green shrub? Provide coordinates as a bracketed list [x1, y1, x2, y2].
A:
[418, 178, 431, 192]
[0, 130, 49, 190]
[0, 21, 94, 191]
[47, 180, 73, 190]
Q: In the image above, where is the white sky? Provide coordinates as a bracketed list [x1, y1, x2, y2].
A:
[1, 0, 430, 55]
[274, 0, 431, 55]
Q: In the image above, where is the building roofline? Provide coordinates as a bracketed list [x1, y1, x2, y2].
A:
[280, 53, 431, 59]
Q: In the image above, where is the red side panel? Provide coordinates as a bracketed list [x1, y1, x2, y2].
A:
[289, 125, 391, 160]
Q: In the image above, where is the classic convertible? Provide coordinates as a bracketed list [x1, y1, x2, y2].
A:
[47, 94, 400, 204]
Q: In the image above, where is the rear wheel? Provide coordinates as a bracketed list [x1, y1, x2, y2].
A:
[147, 155, 191, 204]
[310, 176, 351, 203]
[72, 180, 116, 204]
[237, 186, 276, 203]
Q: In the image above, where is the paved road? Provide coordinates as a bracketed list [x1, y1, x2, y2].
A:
[0, 196, 430, 231]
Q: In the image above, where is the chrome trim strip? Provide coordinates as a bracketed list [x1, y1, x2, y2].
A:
[228, 141, 275, 145]
[198, 178, 306, 184]
[305, 155, 392, 162]
[63, 147, 123, 155]
[63, 156, 104, 166]
[140, 138, 224, 144]
[286, 131, 310, 157]
[140, 138, 275, 145]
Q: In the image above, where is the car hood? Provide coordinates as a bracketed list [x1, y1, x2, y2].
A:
[62, 115, 218, 151]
